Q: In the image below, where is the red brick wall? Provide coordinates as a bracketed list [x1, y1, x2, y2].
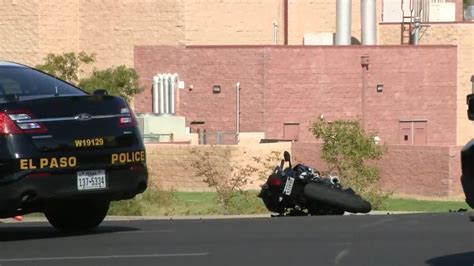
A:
[134, 45, 457, 145]
[135, 46, 265, 133]
[292, 142, 464, 197]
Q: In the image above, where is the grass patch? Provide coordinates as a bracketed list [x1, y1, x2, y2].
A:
[109, 190, 268, 216]
[109, 191, 470, 216]
[379, 198, 470, 213]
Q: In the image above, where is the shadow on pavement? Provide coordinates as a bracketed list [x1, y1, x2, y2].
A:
[426, 252, 474, 266]
[0, 225, 139, 242]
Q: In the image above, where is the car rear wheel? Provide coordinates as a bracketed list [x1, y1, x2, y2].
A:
[44, 199, 109, 232]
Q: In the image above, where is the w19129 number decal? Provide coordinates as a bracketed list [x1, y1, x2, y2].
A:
[74, 138, 104, 147]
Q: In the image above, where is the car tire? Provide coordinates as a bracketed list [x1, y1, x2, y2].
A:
[44, 199, 109, 232]
[461, 175, 474, 208]
[303, 182, 372, 214]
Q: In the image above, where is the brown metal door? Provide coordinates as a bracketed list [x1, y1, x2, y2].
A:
[413, 121, 427, 145]
[399, 122, 412, 145]
[284, 123, 300, 141]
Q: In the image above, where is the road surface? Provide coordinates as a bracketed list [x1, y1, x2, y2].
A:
[0, 213, 473, 266]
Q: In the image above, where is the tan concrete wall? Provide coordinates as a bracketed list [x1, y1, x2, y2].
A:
[184, 0, 284, 45]
[79, 0, 185, 69]
[289, 0, 383, 44]
[146, 140, 464, 198]
[0, 0, 184, 68]
[145, 142, 291, 191]
[379, 23, 474, 146]
[0, 0, 41, 66]
[39, 0, 79, 59]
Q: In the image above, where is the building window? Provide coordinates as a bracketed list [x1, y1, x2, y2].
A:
[399, 120, 428, 145]
[465, 0, 474, 21]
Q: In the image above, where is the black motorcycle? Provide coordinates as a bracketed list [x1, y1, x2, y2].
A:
[258, 151, 372, 216]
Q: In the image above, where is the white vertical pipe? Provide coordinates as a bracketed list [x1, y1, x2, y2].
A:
[336, 0, 352, 45]
[272, 22, 278, 44]
[361, 0, 377, 45]
[164, 74, 170, 114]
[152, 75, 159, 113]
[170, 74, 177, 114]
[158, 75, 165, 114]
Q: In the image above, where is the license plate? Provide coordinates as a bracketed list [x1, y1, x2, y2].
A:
[77, 170, 106, 190]
[283, 177, 295, 196]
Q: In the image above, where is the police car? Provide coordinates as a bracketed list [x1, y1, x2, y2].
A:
[0, 61, 148, 231]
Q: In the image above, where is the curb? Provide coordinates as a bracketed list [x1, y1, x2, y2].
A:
[0, 211, 430, 223]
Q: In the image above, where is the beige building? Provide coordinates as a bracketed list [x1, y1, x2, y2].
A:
[0, 0, 383, 68]
[0, 0, 472, 144]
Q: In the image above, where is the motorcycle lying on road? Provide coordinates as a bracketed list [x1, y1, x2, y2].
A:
[258, 151, 372, 216]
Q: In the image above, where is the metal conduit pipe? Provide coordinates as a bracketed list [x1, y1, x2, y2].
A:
[336, 0, 352, 45]
[413, 17, 421, 45]
[158, 74, 165, 114]
[164, 74, 171, 114]
[152, 75, 159, 114]
[153, 73, 178, 115]
[170, 74, 178, 114]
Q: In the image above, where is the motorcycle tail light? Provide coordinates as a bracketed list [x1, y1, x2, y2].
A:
[269, 177, 284, 187]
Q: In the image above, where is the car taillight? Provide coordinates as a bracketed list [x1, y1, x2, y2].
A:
[0, 112, 23, 135]
[119, 107, 138, 127]
[269, 177, 284, 187]
[0, 110, 48, 135]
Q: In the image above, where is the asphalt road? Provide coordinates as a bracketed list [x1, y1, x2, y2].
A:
[0, 213, 473, 266]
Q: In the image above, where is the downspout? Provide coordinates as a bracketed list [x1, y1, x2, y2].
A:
[361, 56, 370, 131]
[284, 0, 288, 45]
[236, 82, 241, 144]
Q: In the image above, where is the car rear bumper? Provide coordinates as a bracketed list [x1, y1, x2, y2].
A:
[461, 140, 474, 209]
[0, 163, 147, 218]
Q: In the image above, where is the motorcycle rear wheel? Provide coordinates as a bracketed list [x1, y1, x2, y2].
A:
[303, 182, 372, 214]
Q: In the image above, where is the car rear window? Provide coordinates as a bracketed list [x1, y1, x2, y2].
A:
[0, 66, 86, 98]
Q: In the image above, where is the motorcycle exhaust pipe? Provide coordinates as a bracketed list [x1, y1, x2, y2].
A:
[330, 175, 340, 185]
